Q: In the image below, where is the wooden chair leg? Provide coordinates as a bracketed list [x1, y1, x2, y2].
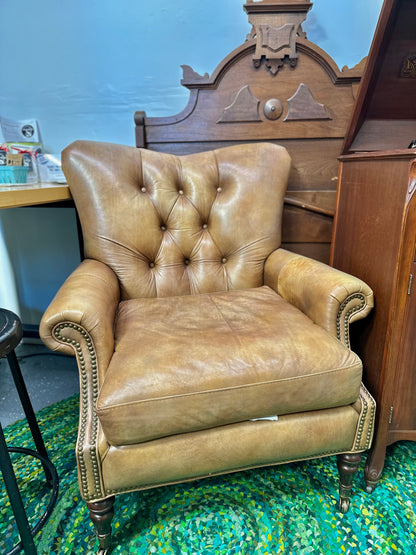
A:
[87, 496, 115, 554]
[337, 453, 361, 513]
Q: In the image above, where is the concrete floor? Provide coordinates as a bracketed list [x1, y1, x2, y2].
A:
[0, 340, 79, 427]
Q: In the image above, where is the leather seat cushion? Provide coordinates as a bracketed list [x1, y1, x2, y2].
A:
[96, 286, 362, 446]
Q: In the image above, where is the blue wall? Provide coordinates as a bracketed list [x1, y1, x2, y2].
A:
[0, 0, 383, 324]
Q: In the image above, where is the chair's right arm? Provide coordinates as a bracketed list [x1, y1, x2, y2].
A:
[264, 248, 374, 348]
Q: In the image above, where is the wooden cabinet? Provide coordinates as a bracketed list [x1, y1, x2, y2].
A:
[331, 0, 416, 490]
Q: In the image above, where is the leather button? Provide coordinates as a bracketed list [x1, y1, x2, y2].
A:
[184, 259, 190, 265]
[216, 187, 222, 193]
[178, 189, 184, 195]
[141, 187, 147, 193]
[202, 223, 208, 229]
[161, 225, 167, 231]
[149, 262, 155, 268]
[221, 257, 227, 264]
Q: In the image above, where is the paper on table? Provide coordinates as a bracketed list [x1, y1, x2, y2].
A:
[0, 117, 41, 143]
[37, 154, 66, 183]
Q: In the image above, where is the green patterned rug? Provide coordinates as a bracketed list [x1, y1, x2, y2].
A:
[1, 394, 415, 554]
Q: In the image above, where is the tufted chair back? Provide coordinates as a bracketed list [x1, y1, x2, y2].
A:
[62, 141, 291, 299]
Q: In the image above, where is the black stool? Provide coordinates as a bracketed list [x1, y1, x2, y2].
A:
[0, 309, 59, 555]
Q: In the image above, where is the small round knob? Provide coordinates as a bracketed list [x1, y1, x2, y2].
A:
[264, 99, 283, 120]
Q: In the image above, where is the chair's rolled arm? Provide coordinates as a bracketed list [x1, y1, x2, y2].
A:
[264, 249, 373, 347]
[40, 259, 120, 501]
[39, 259, 120, 378]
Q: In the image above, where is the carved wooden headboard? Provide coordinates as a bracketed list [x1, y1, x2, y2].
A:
[135, 0, 365, 263]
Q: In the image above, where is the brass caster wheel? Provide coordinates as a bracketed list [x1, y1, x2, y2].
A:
[339, 498, 350, 514]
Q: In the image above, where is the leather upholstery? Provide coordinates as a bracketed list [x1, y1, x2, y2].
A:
[102, 405, 361, 493]
[62, 141, 290, 299]
[265, 249, 374, 346]
[98, 286, 361, 445]
[39, 140, 375, 548]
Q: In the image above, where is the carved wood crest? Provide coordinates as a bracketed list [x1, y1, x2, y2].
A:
[244, 0, 312, 75]
[217, 83, 331, 124]
[284, 83, 331, 121]
[218, 85, 261, 123]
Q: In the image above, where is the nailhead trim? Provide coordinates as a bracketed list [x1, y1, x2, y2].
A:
[355, 390, 368, 450]
[336, 293, 366, 348]
[356, 383, 376, 450]
[54, 323, 103, 500]
[336, 294, 375, 450]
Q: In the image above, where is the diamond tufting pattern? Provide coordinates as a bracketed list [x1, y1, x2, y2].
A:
[63, 141, 291, 299]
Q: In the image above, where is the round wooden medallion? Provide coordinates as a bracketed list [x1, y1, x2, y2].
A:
[264, 99, 283, 120]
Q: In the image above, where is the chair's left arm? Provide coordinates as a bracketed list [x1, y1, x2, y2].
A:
[40, 258, 120, 383]
[40, 258, 120, 502]
[264, 248, 374, 348]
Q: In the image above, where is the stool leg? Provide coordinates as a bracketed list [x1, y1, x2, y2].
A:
[6, 351, 53, 486]
[0, 421, 37, 554]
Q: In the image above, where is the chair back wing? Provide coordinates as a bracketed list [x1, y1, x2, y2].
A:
[62, 141, 291, 299]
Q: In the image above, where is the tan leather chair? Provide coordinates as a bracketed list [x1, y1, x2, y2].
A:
[40, 141, 375, 554]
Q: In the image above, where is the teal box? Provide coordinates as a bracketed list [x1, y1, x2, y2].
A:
[0, 166, 29, 184]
